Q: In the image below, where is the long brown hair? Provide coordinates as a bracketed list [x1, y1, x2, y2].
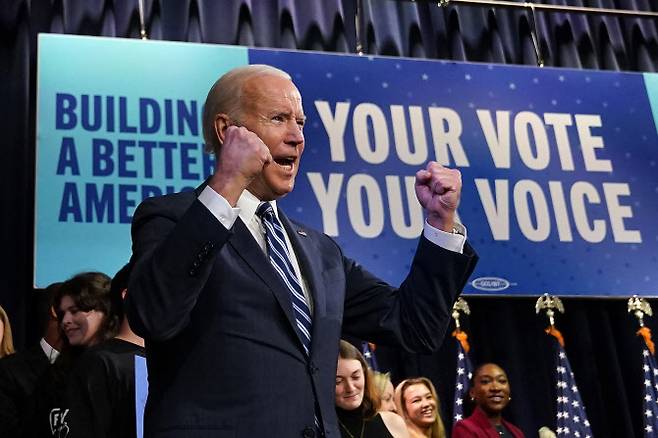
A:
[399, 377, 446, 438]
[338, 340, 381, 418]
[0, 305, 15, 357]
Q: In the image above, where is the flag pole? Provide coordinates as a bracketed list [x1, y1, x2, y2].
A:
[536, 293, 565, 347]
[536, 293, 593, 435]
[629, 295, 655, 355]
[629, 296, 658, 434]
[451, 296, 473, 425]
[451, 297, 471, 349]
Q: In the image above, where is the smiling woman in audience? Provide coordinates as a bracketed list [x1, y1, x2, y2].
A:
[26, 272, 120, 437]
[398, 377, 446, 438]
[335, 340, 409, 438]
[451, 363, 524, 438]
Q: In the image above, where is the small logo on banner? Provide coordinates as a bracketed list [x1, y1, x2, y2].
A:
[471, 277, 512, 292]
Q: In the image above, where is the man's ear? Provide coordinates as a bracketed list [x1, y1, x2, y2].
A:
[214, 113, 231, 145]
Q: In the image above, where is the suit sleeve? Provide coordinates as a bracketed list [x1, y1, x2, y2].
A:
[126, 195, 233, 341]
[341, 236, 478, 353]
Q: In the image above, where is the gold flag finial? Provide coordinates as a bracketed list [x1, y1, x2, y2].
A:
[628, 295, 652, 327]
[452, 296, 470, 331]
[535, 293, 564, 328]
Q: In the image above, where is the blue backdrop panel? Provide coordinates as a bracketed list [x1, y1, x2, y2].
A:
[36, 35, 658, 296]
[251, 49, 658, 296]
[36, 35, 248, 286]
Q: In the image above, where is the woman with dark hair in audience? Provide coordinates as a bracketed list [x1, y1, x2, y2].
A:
[397, 377, 446, 438]
[65, 263, 146, 438]
[452, 363, 524, 438]
[0, 305, 15, 358]
[335, 340, 409, 438]
[27, 271, 120, 437]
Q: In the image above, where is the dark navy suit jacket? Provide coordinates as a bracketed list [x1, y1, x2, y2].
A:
[126, 184, 478, 437]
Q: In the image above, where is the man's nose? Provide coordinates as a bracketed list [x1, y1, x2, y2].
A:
[286, 121, 304, 145]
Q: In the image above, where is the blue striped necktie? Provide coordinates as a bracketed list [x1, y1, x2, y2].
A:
[257, 202, 313, 356]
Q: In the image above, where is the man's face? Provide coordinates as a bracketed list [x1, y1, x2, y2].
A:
[239, 74, 306, 201]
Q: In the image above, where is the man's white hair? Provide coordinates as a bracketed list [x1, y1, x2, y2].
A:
[201, 64, 292, 154]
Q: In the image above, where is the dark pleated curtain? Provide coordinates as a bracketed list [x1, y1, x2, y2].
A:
[1, 0, 657, 436]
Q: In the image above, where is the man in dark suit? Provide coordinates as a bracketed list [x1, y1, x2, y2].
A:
[126, 64, 478, 437]
[0, 283, 62, 437]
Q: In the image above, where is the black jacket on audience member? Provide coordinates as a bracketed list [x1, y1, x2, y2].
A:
[65, 338, 146, 438]
[0, 344, 51, 437]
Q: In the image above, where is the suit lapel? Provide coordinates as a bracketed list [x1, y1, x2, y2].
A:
[227, 218, 300, 341]
[197, 178, 305, 353]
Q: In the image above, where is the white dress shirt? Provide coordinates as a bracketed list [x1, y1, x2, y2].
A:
[40, 338, 59, 364]
[198, 185, 468, 314]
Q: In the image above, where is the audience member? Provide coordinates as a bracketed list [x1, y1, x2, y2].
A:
[0, 304, 15, 357]
[451, 363, 524, 438]
[373, 371, 398, 413]
[65, 263, 146, 438]
[335, 340, 408, 438]
[27, 272, 119, 437]
[398, 377, 446, 438]
[0, 283, 63, 437]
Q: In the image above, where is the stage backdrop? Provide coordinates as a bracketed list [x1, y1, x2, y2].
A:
[36, 34, 658, 296]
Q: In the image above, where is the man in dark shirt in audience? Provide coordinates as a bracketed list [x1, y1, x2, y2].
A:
[65, 263, 145, 438]
[0, 282, 62, 437]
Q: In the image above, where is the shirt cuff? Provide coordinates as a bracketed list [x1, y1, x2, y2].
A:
[198, 186, 240, 230]
[423, 221, 467, 254]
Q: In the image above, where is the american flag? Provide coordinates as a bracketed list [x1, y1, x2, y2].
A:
[553, 340, 593, 437]
[452, 336, 473, 426]
[641, 348, 658, 436]
[361, 341, 379, 371]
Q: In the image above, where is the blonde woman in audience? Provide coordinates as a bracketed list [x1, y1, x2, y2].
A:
[397, 377, 446, 438]
[373, 371, 398, 413]
[0, 305, 15, 358]
[335, 340, 409, 438]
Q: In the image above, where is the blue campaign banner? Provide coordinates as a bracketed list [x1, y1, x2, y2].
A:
[36, 35, 247, 286]
[36, 34, 658, 296]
